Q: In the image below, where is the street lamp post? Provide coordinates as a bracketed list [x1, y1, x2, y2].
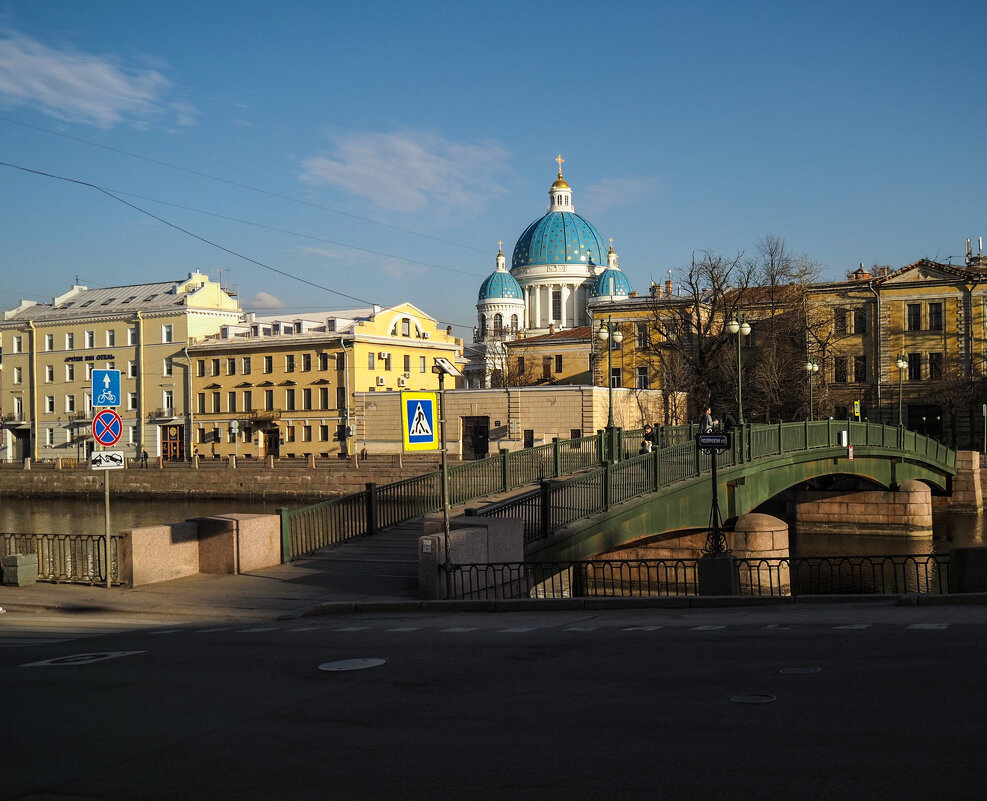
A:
[597, 316, 623, 461]
[726, 314, 751, 424]
[895, 354, 907, 427]
[804, 359, 819, 420]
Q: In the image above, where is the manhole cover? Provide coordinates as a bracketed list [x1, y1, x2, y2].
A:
[730, 694, 777, 704]
[318, 658, 387, 672]
[780, 667, 821, 675]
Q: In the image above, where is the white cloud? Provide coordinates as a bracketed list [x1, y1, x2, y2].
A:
[299, 129, 510, 213]
[581, 176, 658, 215]
[247, 292, 284, 308]
[0, 30, 196, 128]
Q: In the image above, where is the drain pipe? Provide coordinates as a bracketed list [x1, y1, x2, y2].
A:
[867, 281, 881, 421]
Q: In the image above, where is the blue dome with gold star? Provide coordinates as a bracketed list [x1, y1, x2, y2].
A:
[478, 269, 523, 301]
[590, 267, 634, 298]
[511, 211, 608, 270]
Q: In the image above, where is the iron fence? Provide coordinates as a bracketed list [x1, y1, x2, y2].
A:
[738, 554, 950, 596]
[1, 533, 123, 584]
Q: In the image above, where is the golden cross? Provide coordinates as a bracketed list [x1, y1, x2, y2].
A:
[555, 153, 564, 176]
[609, 237, 614, 250]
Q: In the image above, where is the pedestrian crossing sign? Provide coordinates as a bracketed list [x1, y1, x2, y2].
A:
[402, 392, 438, 451]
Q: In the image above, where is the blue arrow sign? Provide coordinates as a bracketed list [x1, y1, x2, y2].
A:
[92, 369, 121, 408]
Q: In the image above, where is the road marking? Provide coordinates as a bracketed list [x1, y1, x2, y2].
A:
[498, 627, 537, 633]
[386, 627, 421, 632]
[238, 627, 277, 633]
[197, 628, 231, 633]
[287, 626, 321, 632]
[441, 627, 479, 633]
[764, 624, 794, 630]
[22, 651, 146, 667]
[333, 626, 368, 632]
[148, 629, 183, 636]
[622, 626, 664, 631]
[1, 638, 68, 647]
[691, 625, 726, 631]
[563, 626, 599, 631]
[907, 623, 949, 630]
[834, 624, 871, 630]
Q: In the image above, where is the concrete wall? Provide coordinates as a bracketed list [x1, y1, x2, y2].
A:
[789, 479, 933, 536]
[119, 513, 281, 586]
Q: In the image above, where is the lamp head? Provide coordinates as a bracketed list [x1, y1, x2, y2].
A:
[612, 327, 623, 344]
[726, 318, 740, 335]
[740, 321, 751, 336]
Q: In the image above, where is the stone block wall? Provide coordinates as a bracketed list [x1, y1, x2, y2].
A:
[789, 479, 932, 536]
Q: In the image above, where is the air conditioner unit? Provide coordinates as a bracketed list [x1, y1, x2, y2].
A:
[378, 351, 389, 359]
[422, 332, 430, 339]
[397, 377, 407, 387]
[376, 376, 386, 386]
[403, 372, 411, 378]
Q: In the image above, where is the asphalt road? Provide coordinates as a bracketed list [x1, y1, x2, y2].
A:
[3, 605, 986, 801]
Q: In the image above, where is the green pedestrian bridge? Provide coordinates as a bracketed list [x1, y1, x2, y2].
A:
[280, 421, 955, 564]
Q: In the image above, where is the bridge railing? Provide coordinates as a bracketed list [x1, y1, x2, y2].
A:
[476, 421, 956, 546]
[1, 532, 123, 585]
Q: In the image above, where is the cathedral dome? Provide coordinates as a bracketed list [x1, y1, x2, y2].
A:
[511, 212, 608, 270]
[478, 269, 523, 301]
[590, 267, 634, 298]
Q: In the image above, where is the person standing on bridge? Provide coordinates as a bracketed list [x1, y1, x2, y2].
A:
[702, 407, 715, 433]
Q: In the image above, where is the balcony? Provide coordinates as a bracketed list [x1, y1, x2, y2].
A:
[1, 412, 31, 428]
[148, 407, 179, 421]
[68, 411, 95, 426]
[247, 409, 281, 422]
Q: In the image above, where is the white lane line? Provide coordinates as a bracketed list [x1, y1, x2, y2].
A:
[0, 639, 69, 647]
[691, 625, 726, 631]
[286, 626, 321, 632]
[563, 626, 599, 631]
[386, 627, 421, 632]
[441, 627, 479, 633]
[834, 624, 871, 630]
[238, 627, 277, 633]
[498, 627, 537, 633]
[333, 626, 368, 632]
[907, 623, 949, 630]
[148, 629, 183, 636]
[197, 628, 231, 633]
[764, 624, 794, 630]
[622, 626, 664, 631]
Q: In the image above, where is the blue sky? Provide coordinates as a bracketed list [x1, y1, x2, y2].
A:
[1, 0, 985, 337]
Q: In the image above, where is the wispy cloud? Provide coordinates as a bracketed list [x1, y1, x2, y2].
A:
[581, 176, 658, 216]
[0, 29, 196, 128]
[297, 245, 425, 282]
[299, 129, 510, 213]
[247, 291, 284, 309]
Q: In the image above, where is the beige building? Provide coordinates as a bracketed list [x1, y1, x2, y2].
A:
[186, 303, 463, 459]
[0, 271, 241, 462]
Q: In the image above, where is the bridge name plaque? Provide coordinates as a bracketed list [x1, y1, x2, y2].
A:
[697, 433, 730, 451]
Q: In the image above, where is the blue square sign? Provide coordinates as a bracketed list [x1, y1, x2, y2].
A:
[92, 369, 121, 408]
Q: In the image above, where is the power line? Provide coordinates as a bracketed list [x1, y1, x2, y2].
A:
[0, 114, 490, 255]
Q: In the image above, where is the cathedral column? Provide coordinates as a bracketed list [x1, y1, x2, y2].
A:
[533, 284, 542, 330]
[523, 286, 530, 329]
[561, 284, 572, 328]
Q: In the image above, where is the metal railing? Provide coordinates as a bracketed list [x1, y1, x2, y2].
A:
[476, 420, 956, 544]
[1, 533, 123, 585]
[440, 553, 949, 600]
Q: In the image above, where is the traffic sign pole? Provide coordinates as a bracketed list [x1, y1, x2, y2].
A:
[91, 408, 121, 589]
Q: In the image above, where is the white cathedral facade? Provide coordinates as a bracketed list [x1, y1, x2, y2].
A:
[465, 157, 635, 388]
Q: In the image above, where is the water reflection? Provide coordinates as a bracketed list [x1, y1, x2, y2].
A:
[0, 497, 284, 535]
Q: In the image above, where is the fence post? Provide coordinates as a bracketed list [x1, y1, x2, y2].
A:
[365, 482, 378, 536]
[694, 438, 701, 478]
[277, 507, 292, 564]
[539, 479, 551, 540]
[603, 461, 612, 511]
[570, 562, 585, 598]
[652, 447, 660, 493]
[500, 448, 510, 492]
[597, 429, 605, 464]
[804, 419, 809, 451]
[778, 420, 784, 453]
[553, 437, 562, 478]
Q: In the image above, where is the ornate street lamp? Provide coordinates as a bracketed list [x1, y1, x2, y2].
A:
[804, 359, 819, 420]
[596, 316, 624, 429]
[895, 354, 908, 427]
[726, 314, 751, 424]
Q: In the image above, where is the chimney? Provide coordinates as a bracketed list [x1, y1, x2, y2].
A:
[665, 279, 673, 296]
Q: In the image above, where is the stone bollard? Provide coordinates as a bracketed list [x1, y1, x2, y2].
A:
[156, 456, 164, 469]
[228, 455, 237, 469]
[418, 534, 446, 600]
[307, 453, 316, 469]
[697, 552, 740, 596]
[23, 458, 31, 471]
[55, 457, 63, 470]
[193, 455, 200, 469]
[266, 455, 274, 469]
[2, 553, 38, 586]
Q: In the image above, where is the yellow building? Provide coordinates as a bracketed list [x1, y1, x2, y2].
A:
[502, 326, 593, 385]
[0, 271, 241, 462]
[187, 302, 463, 459]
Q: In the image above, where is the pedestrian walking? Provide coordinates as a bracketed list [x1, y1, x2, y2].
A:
[140, 449, 149, 468]
[701, 407, 715, 433]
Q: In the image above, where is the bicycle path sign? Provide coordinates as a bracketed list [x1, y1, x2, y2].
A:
[93, 409, 123, 447]
[92, 369, 121, 408]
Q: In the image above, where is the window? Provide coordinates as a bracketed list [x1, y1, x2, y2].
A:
[128, 327, 138, 345]
[264, 389, 274, 410]
[212, 392, 221, 413]
[610, 367, 621, 388]
[320, 424, 329, 441]
[212, 358, 221, 377]
[84, 330, 95, 348]
[285, 354, 295, 373]
[368, 352, 375, 370]
[420, 356, 427, 373]
[554, 355, 563, 373]
[510, 314, 519, 332]
[129, 392, 138, 411]
[13, 396, 22, 416]
[106, 330, 116, 347]
[383, 354, 392, 372]
[12, 335, 23, 353]
[834, 356, 847, 383]
[336, 387, 346, 410]
[908, 352, 922, 381]
[542, 357, 551, 380]
[228, 392, 237, 413]
[263, 356, 273, 374]
[243, 391, 252, 412]
[319, 353, 329, 371]
[552, 290, 562, 321]
[129, 425, 138, 444]
[303, 425, 312, 442]
[65, 364, 75, 381]
[907, 303, 922, 332]
[286, 389, 296, 411]
[12, 366, 22, 384]
[299, 353, 310, 372]
[85, 364, 93, 381]
[319, 387, 329, 409]
[479, 315, 487, 338]
[636, 323, 648, 348]
[928, 302, 943, 332]
[853, 309, 867, 335]
[128, 361, 137, 379]
[44, 334, 53, 351]
[636, 366, 649, 389]
[242, 357, 251, 375]
[227, 427, 237, 444]
[853, 355, 867, 383]
[197, 360, 206, 377]
[833, 309, 847, 336]
[65, 333, 75, 350]
[83, 392, 92, 414]
[929, 352, 943, 380]
[44, 365, 53, 383]
[163, 358, 173, 377]
[517, 356, 526, 375]
[401, 318, 411, 337]
[45, 428, 54, 447]
[65, 394, 76, 413]
[286, 426, 296, 443]
[403, 355, 411, 373]
[493, 313, 503, 335]
[197, 393, 206, 414]
[161, 324, 173, 343]
[336, 353, 345, 370]
[45, 395, 54, 413]
[227, 358, 236, 376]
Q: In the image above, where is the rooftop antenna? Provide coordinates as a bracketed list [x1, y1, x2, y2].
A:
[214, 267, 230, 288]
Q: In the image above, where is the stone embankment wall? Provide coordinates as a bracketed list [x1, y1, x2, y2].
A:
[0, 456, 444, 502]
[789, 479, 933, 536]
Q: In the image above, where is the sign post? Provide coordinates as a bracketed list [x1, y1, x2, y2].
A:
[697, 433, 731, 554]
[92, 406, 122, 589]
